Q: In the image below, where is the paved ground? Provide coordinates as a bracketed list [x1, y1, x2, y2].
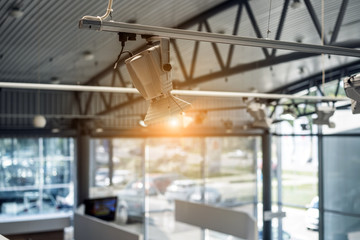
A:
[282, 207, 318, 240]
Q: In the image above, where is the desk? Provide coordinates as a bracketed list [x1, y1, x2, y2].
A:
[0, 213, 71, 240]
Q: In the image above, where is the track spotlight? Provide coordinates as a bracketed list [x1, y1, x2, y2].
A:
[344, 74, 360, 114]
[247, 103, 272, 129]
[125, 37, 191, 125]
[281, 107, 297, 121]
[313, 106, 336, 128]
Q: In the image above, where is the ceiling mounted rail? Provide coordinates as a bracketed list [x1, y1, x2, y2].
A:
[78, 19, 360, 58]
[0, 82, 348, 102]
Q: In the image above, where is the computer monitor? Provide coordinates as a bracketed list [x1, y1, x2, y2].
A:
[84, 196, 118, 221]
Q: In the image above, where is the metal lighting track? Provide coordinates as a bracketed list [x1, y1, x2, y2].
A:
[78, 19, 360, 58]
[0, 82, 348, 102]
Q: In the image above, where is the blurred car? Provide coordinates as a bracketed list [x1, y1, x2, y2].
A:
[116, 174, 177, 224]
[95, 168, 131, 187]
[165, 179, 197, 202]
[208, 227, 291, 240]
[258, 227, 291, 240]
[306, 196, 319, 231]
[189, 186, 221, 204]
[56, 184, 74, 210]
[95, 168, 110, 187]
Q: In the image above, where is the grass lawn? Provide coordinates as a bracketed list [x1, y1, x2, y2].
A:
[282, 183, 317, 207]
[258, 181, 317, 207]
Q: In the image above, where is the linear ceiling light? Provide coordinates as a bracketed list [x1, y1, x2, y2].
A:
[0, 82, 348, 102]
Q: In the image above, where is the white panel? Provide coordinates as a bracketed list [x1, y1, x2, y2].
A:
[175, 200, 258, 240]
[74, 213, 142, 240]
[0, 235, 9, 240]
[0, 213, 71, 235]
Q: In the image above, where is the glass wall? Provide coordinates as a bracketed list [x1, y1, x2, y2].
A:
[89, 136, 259, 240]
[273, 119, 319, 240]
[0, 137, 74, 217]
[323, 136, 360, 240]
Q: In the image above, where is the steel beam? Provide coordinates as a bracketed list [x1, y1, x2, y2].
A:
[304, 0, 328, 45]
[262, 131, 272, 240]
[226, 3, 243, 68]
[270, 59, 360, 94]
[172, 39, 189, 81]
[271, 0, 290, 57]
[243, 1, 270, 58]
[203, 20, 226, 70]
[330, 0, 349, 44]
[189, 23, 203, 79]
[78, 19, 360, 58]
[176, 39, 360, 88]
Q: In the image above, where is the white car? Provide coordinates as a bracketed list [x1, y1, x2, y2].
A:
[165, 179, 197, 202]
[306, 196, 319, 231]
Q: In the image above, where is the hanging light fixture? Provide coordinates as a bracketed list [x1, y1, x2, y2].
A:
[313, 106, 336, 128]
[247, 103, 272, 129]
[280, 106, 297, 121]
[33, 115, 46, 128]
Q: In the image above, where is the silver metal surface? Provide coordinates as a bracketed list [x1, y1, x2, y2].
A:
[79, 19, 360, 58]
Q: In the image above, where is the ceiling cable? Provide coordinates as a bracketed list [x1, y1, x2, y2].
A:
[321, 0, 325, 93]
[82, 0, 113, 21]
[266, 0, 273, 39]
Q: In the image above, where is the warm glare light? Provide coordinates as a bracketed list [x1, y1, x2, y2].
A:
[168, 117, 180, 128]
[182, 113, 193, 128]
[139, 120, 147, 127]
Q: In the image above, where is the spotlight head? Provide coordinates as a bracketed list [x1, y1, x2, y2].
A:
[246, 103, 272, 129]
[313, 106, 336, 128]
[138, 119, 147, 128]
[125, 37, 191, 125]
[281, 107, 297, 121]
[344, 74, 360, 114]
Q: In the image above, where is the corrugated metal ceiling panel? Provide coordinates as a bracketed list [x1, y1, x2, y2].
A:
[0, 0, 359, 104]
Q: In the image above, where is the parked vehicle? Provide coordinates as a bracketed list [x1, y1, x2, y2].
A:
[164, 179, 197, 202]
[258, 227, 292, 240]
[209, 227, 291, 240]
[306, 196, 319, 231]
[116, 174, 177, 224]
[189, 186, 221, 204]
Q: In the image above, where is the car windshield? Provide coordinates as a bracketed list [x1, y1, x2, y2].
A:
[310, 197, 319, 208]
